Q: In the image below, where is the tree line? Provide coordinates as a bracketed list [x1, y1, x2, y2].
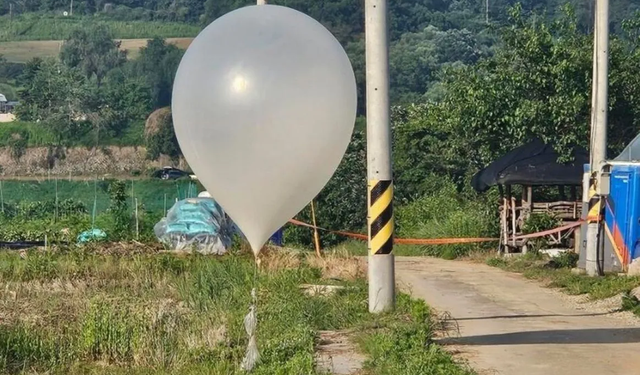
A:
[7, 25, 182, 155]
[1, 0, 637, 34]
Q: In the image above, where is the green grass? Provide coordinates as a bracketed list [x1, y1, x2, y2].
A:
[486, 253, 640, 301]
[0, 120, 144, 147]
[0, 121, 146, 147]
[0, 247, 473, 374]
[0, 82, 17, 100]
[0, 121, 57, 146]
[0, 15, 200, 42]
[329, 239, 463, 258]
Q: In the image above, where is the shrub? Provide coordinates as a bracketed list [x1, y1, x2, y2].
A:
[107, 180, 130, 240]
[522, 213, 562, 252]
[395, 178, 498, 259]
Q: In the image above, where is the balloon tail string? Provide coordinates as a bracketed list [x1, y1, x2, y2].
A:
[241, 253, 260, 372]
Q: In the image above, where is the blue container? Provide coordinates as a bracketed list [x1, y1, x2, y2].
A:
[604, 164, 640, 266]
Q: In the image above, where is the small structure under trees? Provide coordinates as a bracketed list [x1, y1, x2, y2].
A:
[471, 139, 588, 254]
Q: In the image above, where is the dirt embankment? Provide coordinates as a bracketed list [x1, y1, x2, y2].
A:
[0, 146, 188, 177]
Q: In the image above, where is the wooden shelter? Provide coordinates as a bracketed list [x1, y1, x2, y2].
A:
[471, 139, 588, 254]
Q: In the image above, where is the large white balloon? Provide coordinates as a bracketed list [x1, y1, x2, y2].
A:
[172, 5, 357, 254]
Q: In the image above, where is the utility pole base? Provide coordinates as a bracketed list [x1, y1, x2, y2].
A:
[368, 254, 395, 313]
[585, 222, 600, 276]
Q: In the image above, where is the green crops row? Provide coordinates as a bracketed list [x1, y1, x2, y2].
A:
[0, 16, 200, 41]
[0, 179, 201, 215]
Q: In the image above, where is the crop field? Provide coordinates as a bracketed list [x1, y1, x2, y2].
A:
[0, 16, 200, 42]
[0, 37, 193, 62]
[0, 247, 473, 374]
[0, 178, 199, 214]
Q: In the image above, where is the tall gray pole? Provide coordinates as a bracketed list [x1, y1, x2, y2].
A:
[365, 0, 395, 313]
[586, 0, 609, 276]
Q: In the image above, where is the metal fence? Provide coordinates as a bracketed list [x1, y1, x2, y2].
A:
[0, 178, 203, 218]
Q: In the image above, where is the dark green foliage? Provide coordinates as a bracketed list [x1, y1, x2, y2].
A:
[522, 213, 562, 252]
[7, 130, 28, 159]
[16, 24, 154, 148]
[60, 23, 127, 84]
[145, 110, 180, 161]
[107, 180, 129, 239]
[0, 55, 23, 80]
[548, 251, 579, 269]
[131, 37, 184, 108]
[621, 291, 640, 314]
[522, 213, 561, 235]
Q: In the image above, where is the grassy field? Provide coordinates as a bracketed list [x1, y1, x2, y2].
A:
[0, 120, 147, 147]
[485, 253, 640, 300]
[0, 15, 200, 42]
[0, 82, 17, 100]
[0, 37, 193, 62]
[0, 246, 473, 374]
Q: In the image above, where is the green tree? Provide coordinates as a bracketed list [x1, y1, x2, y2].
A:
[60, 24, 127, 85]
[131, 38, 183, 108]
[145, 107, 180, 161]
[15, 58, 91, 145]
[108, 180, 130, 240]
[393, 6, 640, 199]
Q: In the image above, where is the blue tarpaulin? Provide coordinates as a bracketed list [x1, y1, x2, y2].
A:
[154, 197, 234, 254]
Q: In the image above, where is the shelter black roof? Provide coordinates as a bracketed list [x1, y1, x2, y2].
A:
[471, 139, 588, 193]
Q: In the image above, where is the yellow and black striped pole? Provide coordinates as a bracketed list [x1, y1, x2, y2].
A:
[586, 179, 601, 223]
[368, 180, 393, 255]
[365, 0, 395, 312]
[585, 174, 604, 276]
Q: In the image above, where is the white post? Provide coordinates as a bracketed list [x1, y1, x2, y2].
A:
[257, 0, 266, 4]
[366, 0, 395, 313]
[1, 180, 4, 214]
[135, 198, 139, 240]
[55, 178, 59, 221]
[586, 0, 609, 277]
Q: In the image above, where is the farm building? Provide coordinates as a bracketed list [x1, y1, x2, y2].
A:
[0, 94, 17, 122]
[472, 139, 587, 255]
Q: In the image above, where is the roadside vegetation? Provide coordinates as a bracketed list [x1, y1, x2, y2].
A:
[485, 252, 640, 317]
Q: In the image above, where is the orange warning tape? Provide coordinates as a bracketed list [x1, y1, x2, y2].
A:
[287, 219, 497, 245]
[288, 218, 585, 245]
[512, 220, 583, 241]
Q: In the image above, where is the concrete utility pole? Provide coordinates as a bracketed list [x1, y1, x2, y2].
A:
[365, 0, 395, 313]
[586, 0, 609, 277]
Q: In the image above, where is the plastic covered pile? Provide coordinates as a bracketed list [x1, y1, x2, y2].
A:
[77, 229, 107, 243]
[154, 197, 234, 254]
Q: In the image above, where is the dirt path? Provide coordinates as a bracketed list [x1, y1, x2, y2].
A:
[396, 256, 640, 375]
